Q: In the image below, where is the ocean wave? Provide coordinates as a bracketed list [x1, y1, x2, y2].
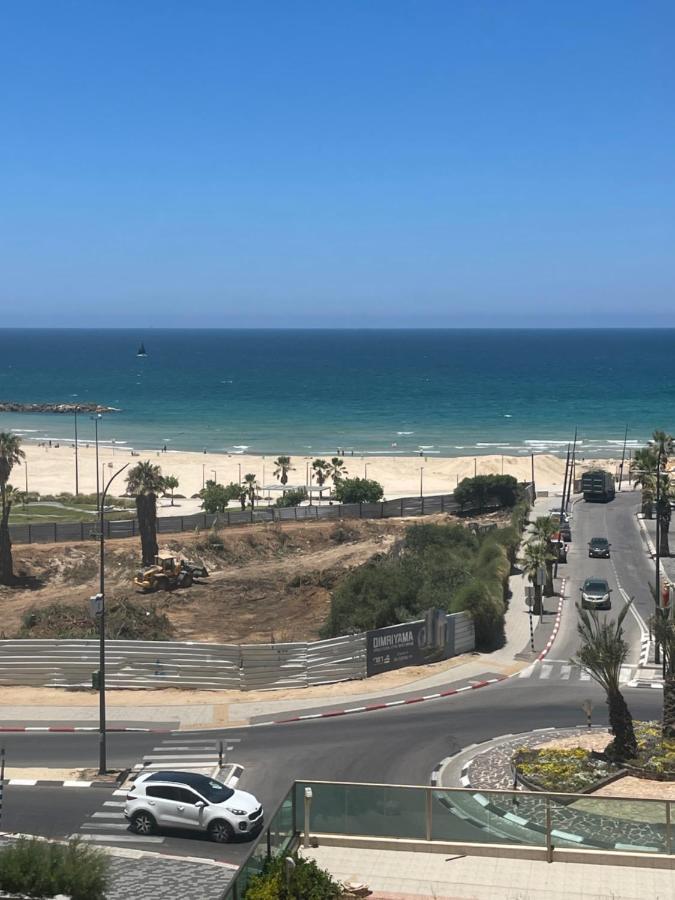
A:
[396, 431, 414, 435]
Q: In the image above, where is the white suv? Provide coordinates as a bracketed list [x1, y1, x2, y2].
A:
[124, 770, 264, 843]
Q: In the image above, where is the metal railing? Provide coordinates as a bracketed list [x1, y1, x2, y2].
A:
[220, 777, 674, 898]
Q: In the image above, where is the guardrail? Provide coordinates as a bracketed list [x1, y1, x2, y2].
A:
[8, 492, 490, 545]
[221, 777, 675, 897]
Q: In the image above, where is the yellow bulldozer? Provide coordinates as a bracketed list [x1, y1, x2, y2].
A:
[134, 550, 209, 593]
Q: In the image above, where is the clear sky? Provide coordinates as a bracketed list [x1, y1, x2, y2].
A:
[1, 1, 673, 328]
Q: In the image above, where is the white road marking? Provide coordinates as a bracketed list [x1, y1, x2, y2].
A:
[560, 664, 572, 680]
[579, 670, 591, 681]
[540, 664, 552, 679]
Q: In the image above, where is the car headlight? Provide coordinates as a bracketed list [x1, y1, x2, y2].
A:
[226, 807, 247, 816]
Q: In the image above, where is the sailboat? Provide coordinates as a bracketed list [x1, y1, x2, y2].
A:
[137, 342, 148, 357]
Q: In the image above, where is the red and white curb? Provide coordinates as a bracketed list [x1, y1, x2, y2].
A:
[537, 578, 566, 661]
[0, 726, 170, 733]
[251, 676, 509, 727]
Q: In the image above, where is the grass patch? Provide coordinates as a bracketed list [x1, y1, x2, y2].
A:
[0, 837, 109, 900]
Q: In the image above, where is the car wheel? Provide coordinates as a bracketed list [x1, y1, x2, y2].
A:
[208, 819, 235, 843]
[131, 811, 156, 835]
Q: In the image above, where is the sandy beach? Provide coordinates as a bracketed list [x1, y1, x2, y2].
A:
[16, 442, 622, 502]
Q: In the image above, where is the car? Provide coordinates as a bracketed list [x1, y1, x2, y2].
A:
[588, 537, 611, 559]
[558, 522, 572, 542]
[580, 577, 612, 610]
[124, 770, 263, 843]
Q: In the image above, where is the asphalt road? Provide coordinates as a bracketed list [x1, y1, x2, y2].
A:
[0, 489, 659, 862]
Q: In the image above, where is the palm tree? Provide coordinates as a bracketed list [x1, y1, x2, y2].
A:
[0, 432, 25, 585]
[531, 516, 557, 597]
[631, 446, 657, 517]
[163, 475, 179, 506]
[328, 457, 348, 490]
[126, 461, 165, 565]
[273, 456, 294, 492]
[243, 473, 258, 509]
[572, 602, 637, 759]
[631, 433, 674, 554]
[652, 610, 675, 738]
[520, 539, 552, 616]
[312, 459, 330, 500]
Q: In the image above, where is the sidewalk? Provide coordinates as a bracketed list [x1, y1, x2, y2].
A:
[0, 496, 560, 730]
[302, 845, 675, 899]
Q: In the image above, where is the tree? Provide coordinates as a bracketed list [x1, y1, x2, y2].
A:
[520, 539, 551, 616]
[126, 461, 165, 565]
[243, 473, 258, 508]
[328, 457, 347, 488]
[572, 602, 637, 759]
[163, 475, 179, 506]
[334, 477, 384, 504]
[199, 480, 241, 513]
[631, 433, 674, 554]
[311, 459, 330, 499]
[274, 487, 307, 508]
[454, 474, 520, 512]
[652, 609, 675, 738]
[0, 432, 25, 585]
[273, 456, 294, 490]
[531, 516, 557, 597]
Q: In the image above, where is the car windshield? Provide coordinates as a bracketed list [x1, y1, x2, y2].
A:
[591, 538, 608, 547]
[584, 581, 608, 594]
[198, 779, 234, 803]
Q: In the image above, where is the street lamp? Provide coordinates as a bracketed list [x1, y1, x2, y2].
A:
[211, 469, 217, 484]
[364, 463, 368, 479]
[419, 466, 424, 499]
[95, 461, 129, 775]
[91, 414, 102, 508]
[202, 463, 205, 489]
[238, 463, 242, 484]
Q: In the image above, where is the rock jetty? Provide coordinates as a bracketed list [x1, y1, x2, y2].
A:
[0, 402, 118, 414]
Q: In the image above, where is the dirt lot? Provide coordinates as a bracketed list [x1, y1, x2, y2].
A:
[1, 510, 508, 643]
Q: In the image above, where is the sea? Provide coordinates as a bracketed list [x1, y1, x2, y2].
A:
[0, 329, 673, 459]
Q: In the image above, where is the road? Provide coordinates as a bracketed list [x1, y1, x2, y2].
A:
[0, 489, 660, 864]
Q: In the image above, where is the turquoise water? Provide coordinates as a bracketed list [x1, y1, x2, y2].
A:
[0, 329, 673, 457]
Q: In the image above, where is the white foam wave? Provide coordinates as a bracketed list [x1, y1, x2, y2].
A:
[397, 431, 414, 435]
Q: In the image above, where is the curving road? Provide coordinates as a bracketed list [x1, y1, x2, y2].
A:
[0, 488, 660, 863]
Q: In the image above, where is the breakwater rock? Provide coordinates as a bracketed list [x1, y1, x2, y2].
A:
[0, 402, 119, 414]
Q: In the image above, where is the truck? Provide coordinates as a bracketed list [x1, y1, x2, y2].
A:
[134, 550, 209, 592]
[581, 469, 616, 502]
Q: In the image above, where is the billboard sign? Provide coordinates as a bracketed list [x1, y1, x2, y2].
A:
[366, 610, 453, 676]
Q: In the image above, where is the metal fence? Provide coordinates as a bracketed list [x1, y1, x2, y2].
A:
[9, 492, 473, 545]
[0, 612, 472, 692]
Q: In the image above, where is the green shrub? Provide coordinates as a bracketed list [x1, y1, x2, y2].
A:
[200, 480, 242, 513]
[275, 487, 308, 508]
[244, 852, 341, 900]
[334, 477, 384, 504]
[455, 474, 522, 511]
[515, 747, 617, 792]
[454, 578, 506, 650]
[0, 838, 109, 900]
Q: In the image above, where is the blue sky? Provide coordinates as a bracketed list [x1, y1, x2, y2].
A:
[1, 1, 673, 327]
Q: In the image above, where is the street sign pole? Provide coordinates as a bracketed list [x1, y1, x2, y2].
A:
[0, 746, 5, 829]
[525, 586, 535, 652]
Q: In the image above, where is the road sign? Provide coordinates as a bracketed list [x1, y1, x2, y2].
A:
[536, 567, 546, 586]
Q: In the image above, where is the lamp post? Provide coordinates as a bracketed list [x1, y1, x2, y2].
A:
[618, 425, 629, 491]
[74, 407, 79, 495]
[474, 458, 477, 477]
[96, 462, 129, 775]
[238, 463, 242, 484]
[202, 464, 205, 489]
[91, 414, 102, 508]
[364, 463, 368, 479]
[419, 467, 424, 499]
[24, 462, 28, 494]
[656, 458, 662, 666]
[211, 469, 217, 484]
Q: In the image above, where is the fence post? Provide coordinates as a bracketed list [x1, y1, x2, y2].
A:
[203, 513, 207, 528]
[400, 498, 403, 516]
[668, 801, 672, 855]
[54, 523, 57, 541]
[80, 522, 84, 540]
[380, 502, 384, 518]
[28, 523, 32, 543]
[359, 502, 363, 519]
[425, 787, 432, 841]
[545, 798, 553, 862]
[441, 495, 445, 513]
[294, 507, 297, 520]
[421, 497, 425, 516]
[180, 517, 184, 530]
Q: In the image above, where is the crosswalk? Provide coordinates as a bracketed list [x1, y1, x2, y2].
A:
[518, 660, 637, 685]
[76, 735, 238, 846]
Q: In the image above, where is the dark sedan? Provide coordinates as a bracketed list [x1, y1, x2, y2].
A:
[588, 537, 611, 558]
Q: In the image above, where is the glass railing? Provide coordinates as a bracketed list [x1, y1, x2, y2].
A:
[223, 780, 673, 898]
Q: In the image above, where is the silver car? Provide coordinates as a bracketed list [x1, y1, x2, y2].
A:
[580, 577, 612, 611]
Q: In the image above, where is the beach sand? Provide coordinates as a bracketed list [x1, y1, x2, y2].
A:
[16, 442, 621, 501]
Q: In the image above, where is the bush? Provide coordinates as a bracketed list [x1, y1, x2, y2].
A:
[454, 474, 521, 511]
[275, 487, 308, 508]
[334, 477, 384, 504]
[200, 480, 242, 513]
[0, 838, 109, 900]
[244, 852, 341, 900]
[18, 597, 174, 640]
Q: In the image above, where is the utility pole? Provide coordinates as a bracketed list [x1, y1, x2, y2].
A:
[565, 428, 577, 511]
[531, 453, 536, 497]
[618, 425, 629, 491]
[655, 456, 662, 665]
[74, 407, 79, 495]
